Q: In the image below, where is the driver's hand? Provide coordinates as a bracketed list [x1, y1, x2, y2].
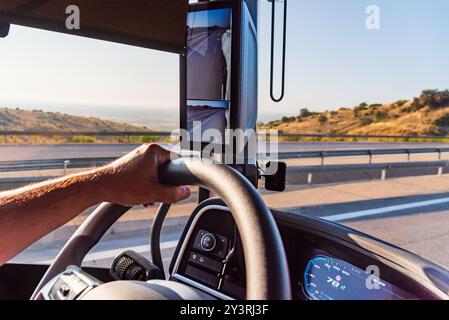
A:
[100, 144, 191, 206]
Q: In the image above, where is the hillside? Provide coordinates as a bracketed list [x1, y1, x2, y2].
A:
[263, 90, 449, 137]
[0, 107, 150, 133]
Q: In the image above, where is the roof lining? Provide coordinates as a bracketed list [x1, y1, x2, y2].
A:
[15, 0, 52, 13]
[0, 11, 181, 53]
[0, 0, 188, 54]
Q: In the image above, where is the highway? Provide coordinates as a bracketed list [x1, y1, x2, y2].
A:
[187, 27, 228, 101]
[12, 189, 449, 272]
[294, 193, 449, 269]
[1, 141, 449, 161]
[187, 106, 227, 139]
[9, 174, 449, 273]
[4, 143, 449, 276]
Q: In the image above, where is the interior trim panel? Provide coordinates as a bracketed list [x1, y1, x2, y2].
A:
[170, 204, 234, 300]
[170, 198, 449, 300]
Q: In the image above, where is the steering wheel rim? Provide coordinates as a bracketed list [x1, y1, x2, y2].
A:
[31, 159, 291, 300]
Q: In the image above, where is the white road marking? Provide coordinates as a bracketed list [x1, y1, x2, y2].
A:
[35, 240, 179, 265]
[322, 197, 449, 222]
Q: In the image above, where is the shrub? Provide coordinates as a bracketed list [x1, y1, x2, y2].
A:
[299, 108, 312, 118]
[434, 114, 449, 127]
[417, 89, 449, 109]
[353, 103, 368, 117]
[318, 115, 328, 124]
[375, 111, 388, 121]
[140, 135, 161, 143]
[402, 98, 424, 113]
[394, 100, 408, 107]
[359, 117, 373, 126]
[359, 102, 368, 108]
[71, 136, 96, 143]
[281, 116, 296, 123]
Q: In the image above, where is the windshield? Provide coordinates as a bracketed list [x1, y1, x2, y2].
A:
[1, 0, 449, 273]
[0, 24, 191, 270]
[258, 0, 449, 271]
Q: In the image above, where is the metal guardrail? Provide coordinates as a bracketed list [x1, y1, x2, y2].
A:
[0, 157, 116, 173]
[1, 160, 447, 190]
[289, 161, 449, 173]
[276, 147, 449, 165]
[0, 147, 448, 189]
[0, 147, 448, 173]
[287, 161, 449, 185]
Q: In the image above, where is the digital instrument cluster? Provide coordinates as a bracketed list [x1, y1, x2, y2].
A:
[303, 256, 416, 300]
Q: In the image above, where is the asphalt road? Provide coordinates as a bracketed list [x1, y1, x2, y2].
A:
[187, 106, 227, 139]
[12, 191, 449, 272]
[1, 141, 449, 161]
[288, 192, 449, 270]
[187, 28, 228, 101]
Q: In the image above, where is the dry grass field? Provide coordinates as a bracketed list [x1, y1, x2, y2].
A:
[263, 90, 449, 139]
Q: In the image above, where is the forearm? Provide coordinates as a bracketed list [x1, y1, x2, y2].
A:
[0, 144, 190, 266]
[0, 167, 112, 265]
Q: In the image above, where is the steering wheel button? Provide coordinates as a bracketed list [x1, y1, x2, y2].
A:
[189, 252, 224, 274]
[200, 234, 216, 252]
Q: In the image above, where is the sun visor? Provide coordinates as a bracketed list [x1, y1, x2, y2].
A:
[0, 0, 188, 53]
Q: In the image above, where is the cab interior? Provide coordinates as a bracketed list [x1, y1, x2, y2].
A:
[0, 0, 448, 301]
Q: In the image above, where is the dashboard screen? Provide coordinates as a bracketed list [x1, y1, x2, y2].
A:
[185, 7, 232, 144]
[303, 256, 415, 300]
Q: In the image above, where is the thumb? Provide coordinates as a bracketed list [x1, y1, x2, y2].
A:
[153, 185, 192, 204]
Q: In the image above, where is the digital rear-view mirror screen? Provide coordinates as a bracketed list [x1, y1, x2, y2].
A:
[186, 7, 232, 143]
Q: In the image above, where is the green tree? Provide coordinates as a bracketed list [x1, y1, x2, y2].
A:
[299, 108, 312, 118]
[353, 103, 368, 117]
[359, 102, 368, 108]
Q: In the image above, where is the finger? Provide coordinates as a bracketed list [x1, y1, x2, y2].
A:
[154, 145, 180, 164]
[148, 145, 181, 183]
[152, 185, 191, 204]
[144, 143, 172, 165]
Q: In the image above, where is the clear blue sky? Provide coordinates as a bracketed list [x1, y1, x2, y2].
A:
[0, 0, 448, 127]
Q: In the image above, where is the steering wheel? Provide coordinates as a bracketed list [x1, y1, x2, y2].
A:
[31, 159, 292, 300]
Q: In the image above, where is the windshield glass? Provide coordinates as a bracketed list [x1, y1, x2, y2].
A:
[0, 24, 191, 270]
[1, 0, 449, 273]
[258, 0, 449, 270]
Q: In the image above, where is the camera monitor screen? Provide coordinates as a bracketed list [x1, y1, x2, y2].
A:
[184, 6, 232, 144]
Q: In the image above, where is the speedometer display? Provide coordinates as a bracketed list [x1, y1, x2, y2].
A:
[303, 256, 415, 300]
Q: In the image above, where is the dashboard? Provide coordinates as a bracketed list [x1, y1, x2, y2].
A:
[303, 255, 415, 300]
[169, 200, 449, 300]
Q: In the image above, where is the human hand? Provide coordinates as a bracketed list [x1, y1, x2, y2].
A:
[100, 144, 191, 206]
